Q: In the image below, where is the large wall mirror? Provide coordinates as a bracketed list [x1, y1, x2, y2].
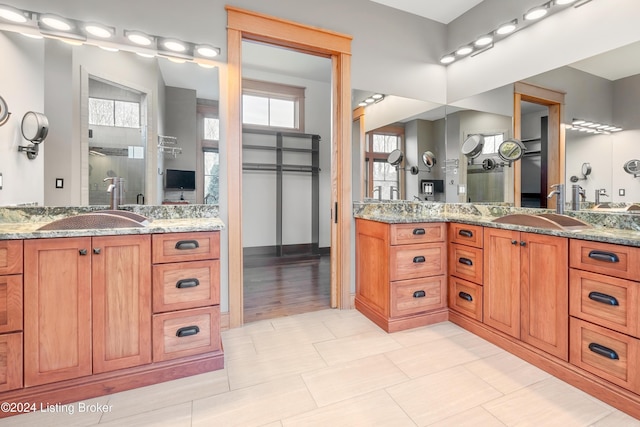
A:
[0, 28, 219, 206]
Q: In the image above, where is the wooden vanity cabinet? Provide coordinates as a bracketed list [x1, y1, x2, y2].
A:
[569, 239, 640, 395]
[24, 235, 152, 386]
[151, 232, 221, 362]
[447, 223, 484, 322]
[0, 240, 23, 392]
[483, 228, 569, 360]
[355, 219, 447, 332]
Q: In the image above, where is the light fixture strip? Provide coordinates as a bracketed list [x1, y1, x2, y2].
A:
[440, 0, 596, 65]
[569, 118, 623, 134]
[0, 3, 221, 62]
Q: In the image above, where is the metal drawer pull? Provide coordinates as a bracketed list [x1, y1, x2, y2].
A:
[588, 291, 619, 306]
[176, 278, 200, 289]
[458, 292, 473, 302]
[175, 240, 200, 250]
[458, 257, 473, 266]
[412, 228, 426, 235]
[413, 290, 426, 298]
[588, 343, 619, 360]
[588, 250, 619, 263]
[458, 229, 473, 238]
[176, 326, 200, 338]
[413, 256, 426, 263]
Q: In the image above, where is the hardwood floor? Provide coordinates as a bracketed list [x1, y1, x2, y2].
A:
[243, 254, 331, 323]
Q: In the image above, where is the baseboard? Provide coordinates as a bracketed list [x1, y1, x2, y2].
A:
[220, 311, 230, 331]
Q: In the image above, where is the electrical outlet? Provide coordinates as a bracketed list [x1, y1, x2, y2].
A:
[619, 188, 626, 196]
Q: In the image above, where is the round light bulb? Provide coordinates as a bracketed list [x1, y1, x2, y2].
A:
[456, 45, 473, 56]
[0, 5, 26, 23]
[85, 24, 113, 38]
[475, 35, 493, 47]
[196, 45, 219, 58]
[41, 15, 72, 31]
[127, 32, 153, 46]
[164, 39, 186, 52]
[524, 7, 548, 21]
[440, 55, 455, 64]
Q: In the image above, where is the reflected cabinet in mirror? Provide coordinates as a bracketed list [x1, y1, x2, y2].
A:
[0, 28, 220, 207]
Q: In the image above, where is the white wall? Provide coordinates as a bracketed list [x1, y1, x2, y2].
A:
[0, 31, 44, 205]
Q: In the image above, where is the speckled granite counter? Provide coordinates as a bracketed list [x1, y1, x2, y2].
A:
[0, 205, 224, 240]
[353, 201, 640, 247]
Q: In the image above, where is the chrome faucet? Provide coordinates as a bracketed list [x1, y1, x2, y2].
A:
[571, 184, 585, 211]
[372, 186, 382, 201]
[547, 183, 565, 214]
[104, 177, 124, 210]
[390, 186, 399, 200]
[595, 188, 609, 205]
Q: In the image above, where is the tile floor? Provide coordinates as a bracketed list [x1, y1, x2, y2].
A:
[2, 309, 639, 426]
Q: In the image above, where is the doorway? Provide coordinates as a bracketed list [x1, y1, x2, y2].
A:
[240, 41, 332, 322]
[226, 7, 353, 328]
[513, 82, 565, 208]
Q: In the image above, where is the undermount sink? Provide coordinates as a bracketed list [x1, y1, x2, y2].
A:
[37, 210, 150, 231]
[492, 213, 592, 231]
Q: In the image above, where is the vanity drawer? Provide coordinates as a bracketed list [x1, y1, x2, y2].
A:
[390, 276, 446, 317]
[570, 317, 640, 393]
[390, 242, 446, 281]
[152, 306, 220, 362]
[390, 223, 445, 246]
[448, 277, 483, 322]
[448, 223, 483, 248]
[0, 240, 22, 275]
[153, 260, 220, 313]
[448, 243, 483, 284]
[570, 269, 639, 337]
[152, 232, 220, 264]
[570, 239, 640, 281]
[0, 275, 22, 333]
[0, 332, 22, 392]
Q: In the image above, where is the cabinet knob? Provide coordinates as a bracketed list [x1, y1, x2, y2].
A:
[79, 249, 88, 256]
[511, 240, 518, 245]
[520, 241, 527, 247]
[93, 248, 101, 255]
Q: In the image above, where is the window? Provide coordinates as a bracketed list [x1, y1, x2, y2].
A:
[203, 150, 219, 204]
[481, 133, 505, 155]
[198, 101, 220, 204]
[242, 79, 305, 132]
[88, 97, 140, 128]
[365, 126, 404, 200]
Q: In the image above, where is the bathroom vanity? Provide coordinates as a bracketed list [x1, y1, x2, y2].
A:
[355, 201, 640, 420]
[0, 206, 224, 417]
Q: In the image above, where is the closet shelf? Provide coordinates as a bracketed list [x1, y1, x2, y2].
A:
[158, 135, 182, 158]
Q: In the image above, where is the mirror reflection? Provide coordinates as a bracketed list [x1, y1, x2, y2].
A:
[0, 28, 219, 206]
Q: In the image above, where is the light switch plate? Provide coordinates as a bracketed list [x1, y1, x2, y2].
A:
[55, 178, 64, 189]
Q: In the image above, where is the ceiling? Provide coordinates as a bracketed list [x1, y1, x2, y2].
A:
[369, 0, 483, 24]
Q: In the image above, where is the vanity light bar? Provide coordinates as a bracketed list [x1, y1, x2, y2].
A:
[0, 3, 222, 64]
[568, 118, 623, 134]
[439, 0, 595, 65]
[356, 94, 385, 108]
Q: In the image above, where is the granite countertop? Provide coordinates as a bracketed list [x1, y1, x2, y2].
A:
[0, 205, 224, 240]
[353, 201, 640, 248]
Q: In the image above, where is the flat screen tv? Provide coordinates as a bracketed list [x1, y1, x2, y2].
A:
[165, 169, 196, 190]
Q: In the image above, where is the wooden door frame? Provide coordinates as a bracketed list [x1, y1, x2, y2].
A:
[513, 82, 565, 208]
[226, 6, 353, 327]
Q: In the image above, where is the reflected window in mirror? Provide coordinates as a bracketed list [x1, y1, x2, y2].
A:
[88, 78, 146, 206]
[481, 133, 505, 155]
[198, 101, 220, 205]
[242, 79, 305, 132]
[365, 125, 404, 200]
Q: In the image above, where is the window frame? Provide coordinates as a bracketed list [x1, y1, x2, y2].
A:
[242, 78, 305, 133]
[196, 100, 220, 203]
[88, 96, 141, 129]
[365, 125, 405, 199]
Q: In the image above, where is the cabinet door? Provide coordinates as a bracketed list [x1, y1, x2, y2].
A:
[92, 235, 152, 373]
[24, 237, 92, 387]
[483, 228, 521, 338]
[520, 233, 569, 360]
